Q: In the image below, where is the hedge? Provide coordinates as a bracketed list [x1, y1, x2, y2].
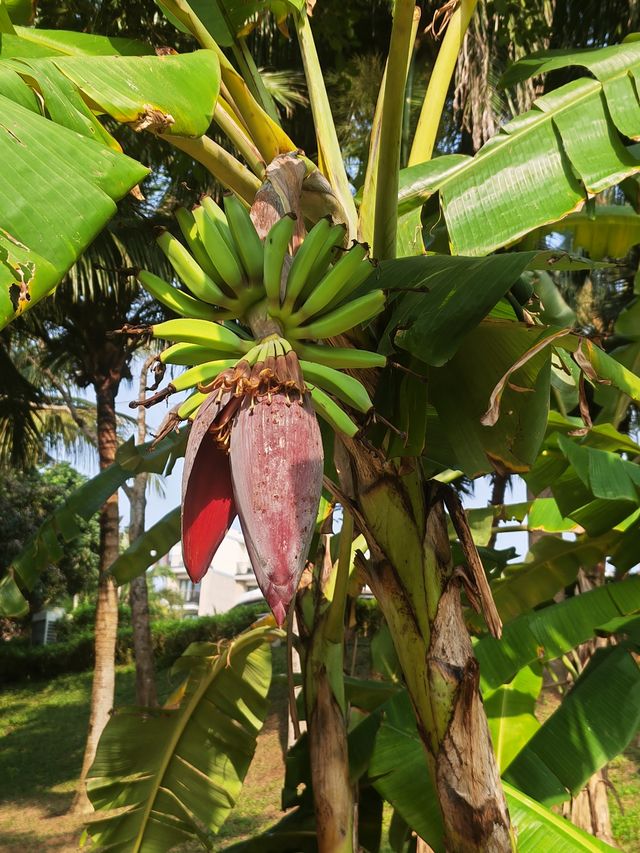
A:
[0, 599, 381, 683]
[0, 604, 265, 683]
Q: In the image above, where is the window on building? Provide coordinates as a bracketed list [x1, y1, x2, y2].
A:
[179, 579, 201, 603]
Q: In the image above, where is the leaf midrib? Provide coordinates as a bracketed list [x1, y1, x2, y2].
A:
[130, 625, 277, 853]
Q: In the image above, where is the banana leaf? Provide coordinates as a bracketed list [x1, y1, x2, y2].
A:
[0, 430, 186, 617]
[475, 575, 640, 690]
[489, 532, 618, 624]
[110, 506, 181, 584]
[87, 623, 278, 851]
[0, 11, 221, 328]
[368, 689, 617, 852]
[428, 321, 554, 476]
[398, 39, 640, 256]
[485, 665, 543, 773]
[521, 205, 640, 259]
[505, 645, 640, 805]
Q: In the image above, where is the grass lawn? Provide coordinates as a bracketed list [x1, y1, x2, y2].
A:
[0, 655, 638, 851]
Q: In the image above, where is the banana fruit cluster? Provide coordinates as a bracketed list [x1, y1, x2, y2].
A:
[134, 194, 386, 436]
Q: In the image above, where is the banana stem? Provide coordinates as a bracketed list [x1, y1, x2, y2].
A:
[324, 508, 354, 645]
[360, 7, 420, 247]
[372, 0, 420, 260]
[234, 37, 281, 125]
[295, 11, 358, 239]
[214, 101, 266, 177]
[408, 0, 479, 166]
[165, 134, 261, 204]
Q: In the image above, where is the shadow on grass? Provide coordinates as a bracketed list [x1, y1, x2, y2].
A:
[0, 666, 147, 799]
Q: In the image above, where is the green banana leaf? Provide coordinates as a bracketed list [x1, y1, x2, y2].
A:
[397, 38, 640, 256]
[527, 413, 640, 495]
[490, 533, 618, 624]
[505, 645, 640, 805]
[614, 301, 640, 340]
[368, 689, 617, 852]
[0, 430, 186, 618]
[503, 782, 617, 853]
[428, 321, 554, 476]
[4, 0, 33, 25]
[475, 575, 640, 691]
[485, 665, 543, 774]
[0, 13, 220, 328]
[110, 506, 181, 584]
[87, 623, 278, 851]
[531, 270, 577, 327]
[377, 252, 539, 365]
[372, 252, 593, 366]
[558, 433, 640, 503]
[521, 205, 640, 259]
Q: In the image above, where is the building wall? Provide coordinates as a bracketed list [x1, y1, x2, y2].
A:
[161, 528, 260, 616]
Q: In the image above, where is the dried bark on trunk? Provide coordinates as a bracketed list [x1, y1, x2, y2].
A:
[561, 567, 613, 843]
[72, 383, 121, 814]
[563, 770, 614, 846]
[306, 667, 355, 852]
[128, 361, 157, 707]
[297, 527, 356, 850]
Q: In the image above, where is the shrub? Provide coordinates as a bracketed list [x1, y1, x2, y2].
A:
[0, 600, 382, 684]
[0, 603, 266, 683]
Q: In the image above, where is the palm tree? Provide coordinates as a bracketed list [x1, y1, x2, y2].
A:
[24, 217, 170, 810]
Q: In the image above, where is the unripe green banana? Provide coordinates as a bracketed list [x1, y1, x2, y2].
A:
[224, 193, 264, 285]
[308, 386, 359, 437]
[178, 390, 208, 420]
[289, 243, 372, 325]
[151, 318, 253, 353]
[191, 206, 231, 293]
[287, 290, 386, 340]
[198, 204, 247, 296]
[137, 271, 223, 322]
[291, 342, 386, 369]
[172, 359, 237, 393]
[160, 341, 241, 366]
[296, 223, 347, 304]
[300, 361, 373, 413]
[263, 214, 296, 315]
[175, 207, 220, 282]
[200, 196, 234, 252]
[157, 232, 238, 310]
[281, 218, 332, 315]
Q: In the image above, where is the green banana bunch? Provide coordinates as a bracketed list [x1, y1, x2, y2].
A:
[133, 195, 387, 436]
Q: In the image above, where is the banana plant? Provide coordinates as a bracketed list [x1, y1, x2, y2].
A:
[6, 0, 640, 850]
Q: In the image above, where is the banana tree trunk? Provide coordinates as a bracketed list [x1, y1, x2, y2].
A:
[72, 382, 121, 814]
[345, 445, 514, 852]
[298, 531, 356, 853]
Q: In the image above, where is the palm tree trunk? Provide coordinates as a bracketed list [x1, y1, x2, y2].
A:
[72, 383, 120, 814]
[344, 445, 514, 852]
[128, 472, 157, 707]
[128, 359, 157, 707]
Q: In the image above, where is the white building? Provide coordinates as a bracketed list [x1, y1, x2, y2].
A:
[160, 529, 261, 617]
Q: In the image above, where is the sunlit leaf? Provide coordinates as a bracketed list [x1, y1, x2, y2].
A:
[505, 645, 640, 804]
[87, 624, 277, 851]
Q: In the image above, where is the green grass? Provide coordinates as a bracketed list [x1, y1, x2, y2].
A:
[0, 656, 638, 851]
